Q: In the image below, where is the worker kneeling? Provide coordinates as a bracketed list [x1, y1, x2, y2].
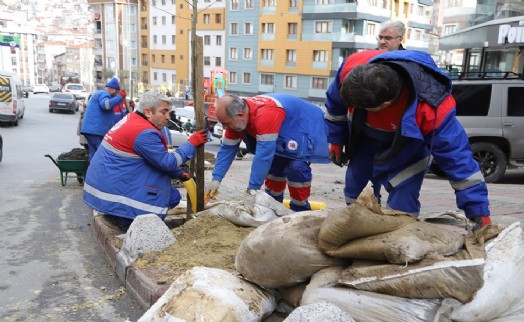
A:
[205, 94, 330, 211]
[83, 91, 208, 228]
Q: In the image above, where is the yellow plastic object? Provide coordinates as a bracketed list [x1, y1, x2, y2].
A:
[183, 178, 197, 213]
[283, 199, 327, 210]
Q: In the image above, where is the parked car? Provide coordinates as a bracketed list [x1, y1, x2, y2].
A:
[0, 70, 27, 126]
[0, 133, 3, 162]
[62, 83, 88, 100]
[32, 84, 49, 94]
[48, 82, 61, 92]
[173, 106, 195, 125]
[430, 75, 524, 183]
[168, 129, 189, 147]
[49, 93, 78, 113]
[22, 84, 32, 92]
[212, 121, 223, 139]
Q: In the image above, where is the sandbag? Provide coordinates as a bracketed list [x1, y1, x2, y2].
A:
[196, 191, 292, 227]
[137, 266, 276, 322]
[300, 267, 442, 322]
[278, 283, 307, 308]
[235, 211, 350, 289]
[318, 202, 416, 253]
[325, 220, 464, 263]
[450, 222, 524, 321]
[338, 224, 503, 303]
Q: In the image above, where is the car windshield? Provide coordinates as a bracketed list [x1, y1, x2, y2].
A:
[67, 85, 83, 90]
[54, 94, 73, 99]
[175, 108, 195, 119]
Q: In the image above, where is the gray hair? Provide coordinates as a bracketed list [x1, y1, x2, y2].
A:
[380, 20, 405, 38]
[225, 94, 247, 117]
[136, 91, 172, 113]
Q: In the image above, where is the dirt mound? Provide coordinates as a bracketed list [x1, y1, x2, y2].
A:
[58, 148, 88, 160]
[134, 214, 253, 278]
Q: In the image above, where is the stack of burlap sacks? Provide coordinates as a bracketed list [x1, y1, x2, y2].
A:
[139, 191, 524, 322]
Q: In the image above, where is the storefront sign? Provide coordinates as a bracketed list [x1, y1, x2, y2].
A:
[498, 21, 524, 44]
[0, 34, 20, 48]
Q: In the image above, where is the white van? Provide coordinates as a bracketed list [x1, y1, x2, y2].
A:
[0, 71, 27, 126]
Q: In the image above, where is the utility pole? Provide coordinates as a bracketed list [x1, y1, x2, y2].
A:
[188, 0, 205, 216]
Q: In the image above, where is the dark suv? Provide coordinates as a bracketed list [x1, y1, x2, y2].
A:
[431, 76, 524, 183]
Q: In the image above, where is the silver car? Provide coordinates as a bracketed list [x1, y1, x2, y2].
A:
[431, 77, 524, 183]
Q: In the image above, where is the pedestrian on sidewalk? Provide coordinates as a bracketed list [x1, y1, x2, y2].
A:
[80, 78, 124, 161]
[205, 94, 329, 211]
[83, 91, 208, 228]
[330, 49, 491, 231]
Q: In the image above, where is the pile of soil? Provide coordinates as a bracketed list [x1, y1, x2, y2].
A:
[58, 148, 88, 160]
[134, 214, 254, 277]
[204, 151, 216, 165]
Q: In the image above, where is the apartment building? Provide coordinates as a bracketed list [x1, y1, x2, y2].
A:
[225, 0, 432, 106]
[88, 0, 139, 93]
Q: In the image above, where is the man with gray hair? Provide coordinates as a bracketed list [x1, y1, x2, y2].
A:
[377, 20, 405, 52]
[83, 91, 208, 228]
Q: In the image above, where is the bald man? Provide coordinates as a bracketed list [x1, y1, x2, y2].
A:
[205, 94, 330, 211]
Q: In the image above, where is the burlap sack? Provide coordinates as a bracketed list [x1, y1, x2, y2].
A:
[301, 267, 442, 321]
[331, 221, 464, 263]
[318, 202, 416, 254]
[235, 211, 350, 289]
[138, 266, 276, 322]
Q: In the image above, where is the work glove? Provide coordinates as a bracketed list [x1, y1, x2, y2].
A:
[119, 89, 127, 97]
[329, 144, 348, 167]
[471, 216, 492, 232]
[204, 180, 220, 201]
[188, 130, 208, 148]
[177, 172, 191, 182]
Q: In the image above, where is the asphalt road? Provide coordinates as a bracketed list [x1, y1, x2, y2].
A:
[0, 93, 144, 321]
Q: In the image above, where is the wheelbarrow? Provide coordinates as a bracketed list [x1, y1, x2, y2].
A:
[45, 154, 89, 186]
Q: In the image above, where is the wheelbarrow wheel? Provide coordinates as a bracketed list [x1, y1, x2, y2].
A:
[76, 172, 85, 185]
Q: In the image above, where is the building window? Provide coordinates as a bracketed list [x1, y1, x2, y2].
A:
[367, 23, 376, 36]
[243, 72, 251, 84]
[172, 74, 176, 83]
[153, 17, 157, 25]
[172, 35, 176, 44]
[315, 0, 331, 4]
[261, 49, 274, 60]
[230, 47, 238, 60]
[231, 0, 239, 10]
[313, 50, 328, 62]
[172, 16, 175, 24]
[204, 56, 210, 66]
[262, 23, 274, 34]
[312, 77, 328, 90]
[315, 21, 332, 33]
[286, 50, 296, 62]
[231, 23, 238, 35]
[171, 55, 175, 63]
[204, 35, 211, 45]
[261, 74, 274, 85]
[154, 72, 158, 81]
[245, 0, 254, 9]
[153, 35, 157, 44]
[204, 14, 210, 24]
[245, 22, 253, 35]
[162, 35, 166, 44]
[162, 16, 166, 25]
[263, 0, 276, 7]
[152, 54, 156, 63]
[216, 35, 222, 45]
[215, 13, 222, 23]
[161, 55, 165, 63]
[289, 0, 297, 7]
[229, 71, 237, 84]
[243, 48, 252, 60]
[285, 76, 297, 89]
[163, 73, 167, 82]
[215, 57, 221, 66]
[288, 23, 297, 35]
